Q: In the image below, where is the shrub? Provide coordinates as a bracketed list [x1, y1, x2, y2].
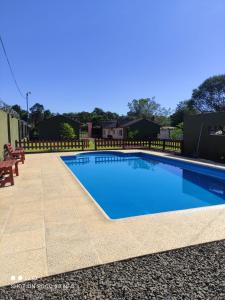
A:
[170, 123, 183, 140]
[59, 123, 76, 139]
[128, 129, 139, 139]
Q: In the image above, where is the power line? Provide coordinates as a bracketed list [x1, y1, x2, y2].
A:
[0, 34, 26, 99]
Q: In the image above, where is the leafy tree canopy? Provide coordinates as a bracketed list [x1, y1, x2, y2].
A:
[59, 122, 76, 139]
[127, 98, 171, 126]
[170, 122, 183, 140]
[11, 105, 28, 121]
[29, 103, 54, 126]
[63, 107, 120, 126]
[190, 74, 225, 112]
[170, 100, 196, 126]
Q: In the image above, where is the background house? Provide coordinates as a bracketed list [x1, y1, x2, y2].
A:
[101, 118, 160, 139]
[35, 115, 80, 140]
[158, 127, 176, 139]
[183, 112, 225, 161]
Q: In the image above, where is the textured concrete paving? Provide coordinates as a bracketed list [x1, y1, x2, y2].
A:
[0, 151, 225, 287]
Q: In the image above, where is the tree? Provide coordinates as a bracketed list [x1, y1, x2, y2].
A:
[59, 123, 76, 139]
[63, 108, 120, 126]
[44, 109, 54, 120]
[154, 107, 172, 126]
[127, 98, 172, 126]
[190, 75, 225, 112]
[170, 123, 183, 140]
[11, 104, 28, 121]
[170, 100, 195, 126]
[30, 103, 45, 126]
[128, 129, 139, 139]
[127, 98, 161, 119]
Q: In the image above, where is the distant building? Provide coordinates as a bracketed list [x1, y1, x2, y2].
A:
[101, 118, 160, 139]
[158, 127, 176, 139]
[36, 115, 80, 139]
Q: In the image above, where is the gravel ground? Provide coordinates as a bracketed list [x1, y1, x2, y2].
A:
[1, 240, 225, 300]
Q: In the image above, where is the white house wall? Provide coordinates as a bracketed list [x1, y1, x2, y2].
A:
[102, 128, 124, 139]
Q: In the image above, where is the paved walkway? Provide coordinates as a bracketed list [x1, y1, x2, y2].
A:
[0, 151, 225, 287]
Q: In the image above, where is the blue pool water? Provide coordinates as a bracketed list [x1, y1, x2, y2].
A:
[61, 152, 225, 219]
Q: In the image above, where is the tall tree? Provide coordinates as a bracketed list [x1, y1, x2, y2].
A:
[30, 103, 45, 126]
[170, 100, 195, 126]
[127, 97, 171, 125]
[43, 109, 54, 120]
[127, 98, 161, 119]
[190, 75, 225, 112]
[11, 104, 28, 121]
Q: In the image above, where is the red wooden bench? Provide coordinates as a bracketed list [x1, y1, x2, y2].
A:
[0, 160, 19, 187]
[5, 144, 25, 164]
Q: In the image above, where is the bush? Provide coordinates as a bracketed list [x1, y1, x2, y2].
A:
[170, 123, 183, 140]
[128, 129, 139, 139]
[59, 123, 76, 139]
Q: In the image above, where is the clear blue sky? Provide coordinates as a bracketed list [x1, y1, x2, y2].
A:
[1, 0, 225, 115]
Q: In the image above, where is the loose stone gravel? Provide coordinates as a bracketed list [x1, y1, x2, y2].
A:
[0, 240, 225, 299]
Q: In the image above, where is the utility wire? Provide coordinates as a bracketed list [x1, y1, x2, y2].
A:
[0, 34, 26, 99]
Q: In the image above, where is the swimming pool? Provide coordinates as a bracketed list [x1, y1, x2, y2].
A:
[61, 151, 225, 219]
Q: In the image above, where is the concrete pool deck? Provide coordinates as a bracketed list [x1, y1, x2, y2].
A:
[0, 150, 225, 287]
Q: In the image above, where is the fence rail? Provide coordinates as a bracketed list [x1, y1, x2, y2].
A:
[95, 139, 183, 152]
[16, 139, 183, 153]
[16, 139, 90, 152]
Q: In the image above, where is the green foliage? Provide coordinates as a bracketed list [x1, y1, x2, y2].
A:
[127, 98, 160, 119]
[43, 109, 54, 120]
[154, 107, 172, 126]
[11, 105, 28, 121]
[127, 98, 171, 126]
[190, 74, 225, 112]
[170, 100, 196, 126]
[63, 107, 120, 126]
[59, 122, 76, 139]
[29, 128, 39, 140]
[29, 103, 45, 126]
[170, 123, 183, 140]
[12, 103, 55, 126]
[128, 129, 139, 139]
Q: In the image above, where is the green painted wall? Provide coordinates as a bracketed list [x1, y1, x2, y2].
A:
[0, 110, 8, 159]
[184, 112, 225, 161]
[0, 110, 21, 160]
[9, 116, 19, 148]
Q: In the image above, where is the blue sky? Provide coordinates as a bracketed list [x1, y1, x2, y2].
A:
[1, 0, 225, 115]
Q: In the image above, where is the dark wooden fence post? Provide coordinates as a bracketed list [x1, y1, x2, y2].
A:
[122, 139, 125, 149]
[82, 140, 84, 151]
[163, 140, 166, 151]
[180, 140, 184, 155]
[149, 139, 151, 150]
[94, 139, 97, 150]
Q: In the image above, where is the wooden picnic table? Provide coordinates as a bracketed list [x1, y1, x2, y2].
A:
[0, 160, 19, 187]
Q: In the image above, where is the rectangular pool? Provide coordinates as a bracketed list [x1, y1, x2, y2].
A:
[61, 151, 225, 219]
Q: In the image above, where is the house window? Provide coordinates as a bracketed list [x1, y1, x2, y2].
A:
[119, 129, 123, 136]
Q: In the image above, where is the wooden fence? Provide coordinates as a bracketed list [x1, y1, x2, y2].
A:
[95, 139, 183, 153]
[15, 139, 90, 152]
[16, 139, 183, 153]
